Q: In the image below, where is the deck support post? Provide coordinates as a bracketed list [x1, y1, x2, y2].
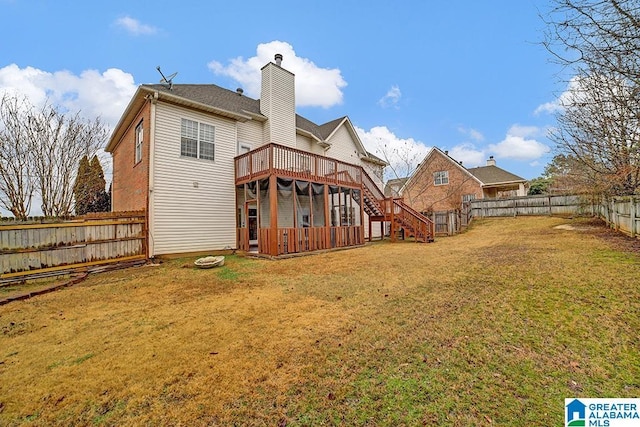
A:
[269, 174, 278, 256]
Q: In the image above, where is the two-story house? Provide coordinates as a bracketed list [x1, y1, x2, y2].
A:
[106, 54, 432, 257]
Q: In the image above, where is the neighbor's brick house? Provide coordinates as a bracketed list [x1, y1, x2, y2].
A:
[400, 147, 528, 214]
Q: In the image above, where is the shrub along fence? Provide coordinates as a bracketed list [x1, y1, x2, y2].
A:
[0, 211, 147, 283]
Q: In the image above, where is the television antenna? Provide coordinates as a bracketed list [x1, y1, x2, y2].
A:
[156, 66, 178, 90]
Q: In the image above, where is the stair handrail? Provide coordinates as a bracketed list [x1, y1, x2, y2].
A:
[393, 198, 433, 225]
[392, 198, 434, 241]
[361, 168, 385, 201]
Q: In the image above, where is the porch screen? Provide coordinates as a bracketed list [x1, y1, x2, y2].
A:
[259, 179, 270, 228]
[352, 189, 362, 226]
[236, 185, 246, 228]
[341, 188, 352, 226]
[311, 183, 325, 227]
[295, 181, 311, 228]
[246, 181, 257, 200]
[277, 178, 294, 228]
[329, 185, 340, 226]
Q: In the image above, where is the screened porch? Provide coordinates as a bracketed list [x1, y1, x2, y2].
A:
[234, 143, 368, 257]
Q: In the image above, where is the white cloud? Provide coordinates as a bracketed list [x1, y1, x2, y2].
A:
[535, 76, 581, 115]
[355, 125, 430, 179]
[378, 85, 401, 109]
[208, 40, 347, 108]
[448, 143, 486, 167]
[0, 64, 137, 211]
[0, 63, 137, 128]
[114, 16, 158, 36]
[489, 125, 550, 161]
[457, 126, 485, 142]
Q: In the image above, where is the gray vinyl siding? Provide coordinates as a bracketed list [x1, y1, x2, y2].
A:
[261, 63, 296, 147]
[237, 120, 264, 147]
[151, 102, 237, 255]
[324, 125, 362, 165]
[295, 134, 324, 155]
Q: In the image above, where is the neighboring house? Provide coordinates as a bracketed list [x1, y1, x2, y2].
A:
[467, 156, 529, 199]
[398, 147, 528, 214]
[384, 177, 408, 197]
[106, 54, 430, 258]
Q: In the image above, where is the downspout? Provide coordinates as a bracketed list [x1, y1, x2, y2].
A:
[148, 91, 158, 258]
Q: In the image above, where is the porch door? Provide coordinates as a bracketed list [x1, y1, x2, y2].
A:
[247, 202, 258, 246]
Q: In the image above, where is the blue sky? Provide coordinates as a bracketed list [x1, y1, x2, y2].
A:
[1, 0, 566, 186]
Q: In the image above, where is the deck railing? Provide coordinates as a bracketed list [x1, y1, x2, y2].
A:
[235, 143, 363, 187]
[257, 226, 363, 256]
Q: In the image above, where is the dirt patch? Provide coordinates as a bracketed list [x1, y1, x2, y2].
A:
[555, 218, 640, 254]
[581, 218, 640, 254]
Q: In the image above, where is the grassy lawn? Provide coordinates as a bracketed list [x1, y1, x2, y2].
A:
[0, 217, 638, 426]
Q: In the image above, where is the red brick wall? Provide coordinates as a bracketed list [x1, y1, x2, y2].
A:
[111, 101, 151, 212]
[404, 150, 482, 213]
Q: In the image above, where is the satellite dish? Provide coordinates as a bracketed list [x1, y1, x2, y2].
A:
[156, 66, 178, 90]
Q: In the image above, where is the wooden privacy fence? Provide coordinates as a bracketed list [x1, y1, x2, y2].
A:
[595, 196, 639, 238]
[0, 211, 147, 282]
[470, 195, 596, 218]
[468, 194, 639, 238]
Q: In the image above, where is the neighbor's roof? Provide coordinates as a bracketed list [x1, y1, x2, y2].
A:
[384, 177, 409, 197]
[467, 165, 526, 185]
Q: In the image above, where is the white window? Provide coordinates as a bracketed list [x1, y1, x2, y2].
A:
[181, 118, 215, 161]
[434, 170, 449, 185]
[135, 120, 143, 164]
[238, 142, 251, 155]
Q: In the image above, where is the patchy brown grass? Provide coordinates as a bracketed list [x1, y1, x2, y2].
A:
[0, 217, 638, 426]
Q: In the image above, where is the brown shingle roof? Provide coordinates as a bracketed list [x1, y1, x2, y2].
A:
[467, 165, 526, 185]
[144, 84, 264, 117]
[148, 84, 354, 143]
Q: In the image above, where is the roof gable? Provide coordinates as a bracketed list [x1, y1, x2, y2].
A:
[402, 147, 482, 191]
[106, 83, 385, 168]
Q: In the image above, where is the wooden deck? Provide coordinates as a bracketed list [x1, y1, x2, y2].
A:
[235, 143, 434, 256]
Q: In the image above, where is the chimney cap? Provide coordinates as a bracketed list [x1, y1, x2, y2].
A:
[274, 53, 283, 66]
[236, 88, 244, 95]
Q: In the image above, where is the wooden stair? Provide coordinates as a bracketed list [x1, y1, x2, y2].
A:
[360, 170, 434, 243]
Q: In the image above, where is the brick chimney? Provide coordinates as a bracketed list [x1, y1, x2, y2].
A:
[487, 155, 496, 166]
[260, 54, 296, 148]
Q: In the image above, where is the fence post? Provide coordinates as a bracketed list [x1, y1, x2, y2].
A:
[631, 196, 636, 238]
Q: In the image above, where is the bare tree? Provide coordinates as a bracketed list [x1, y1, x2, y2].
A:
[0, 95, 35, 219]
[543, 0, 640, 82]
[549, 72, 640, 195]
[0, 94, 108, 218]
[543, 0, 640, 195]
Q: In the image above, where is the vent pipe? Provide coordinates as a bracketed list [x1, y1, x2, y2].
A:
[274, 53, 283, 66]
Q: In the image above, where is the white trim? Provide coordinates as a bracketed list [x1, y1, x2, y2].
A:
[237, 141, 252, 155]
[148, 96, 157, 257]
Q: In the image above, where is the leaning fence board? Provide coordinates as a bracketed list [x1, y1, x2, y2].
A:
[0, 211, 147, 280]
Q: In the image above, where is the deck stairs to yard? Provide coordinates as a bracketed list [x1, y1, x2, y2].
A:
[361, 170, 434, 243]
